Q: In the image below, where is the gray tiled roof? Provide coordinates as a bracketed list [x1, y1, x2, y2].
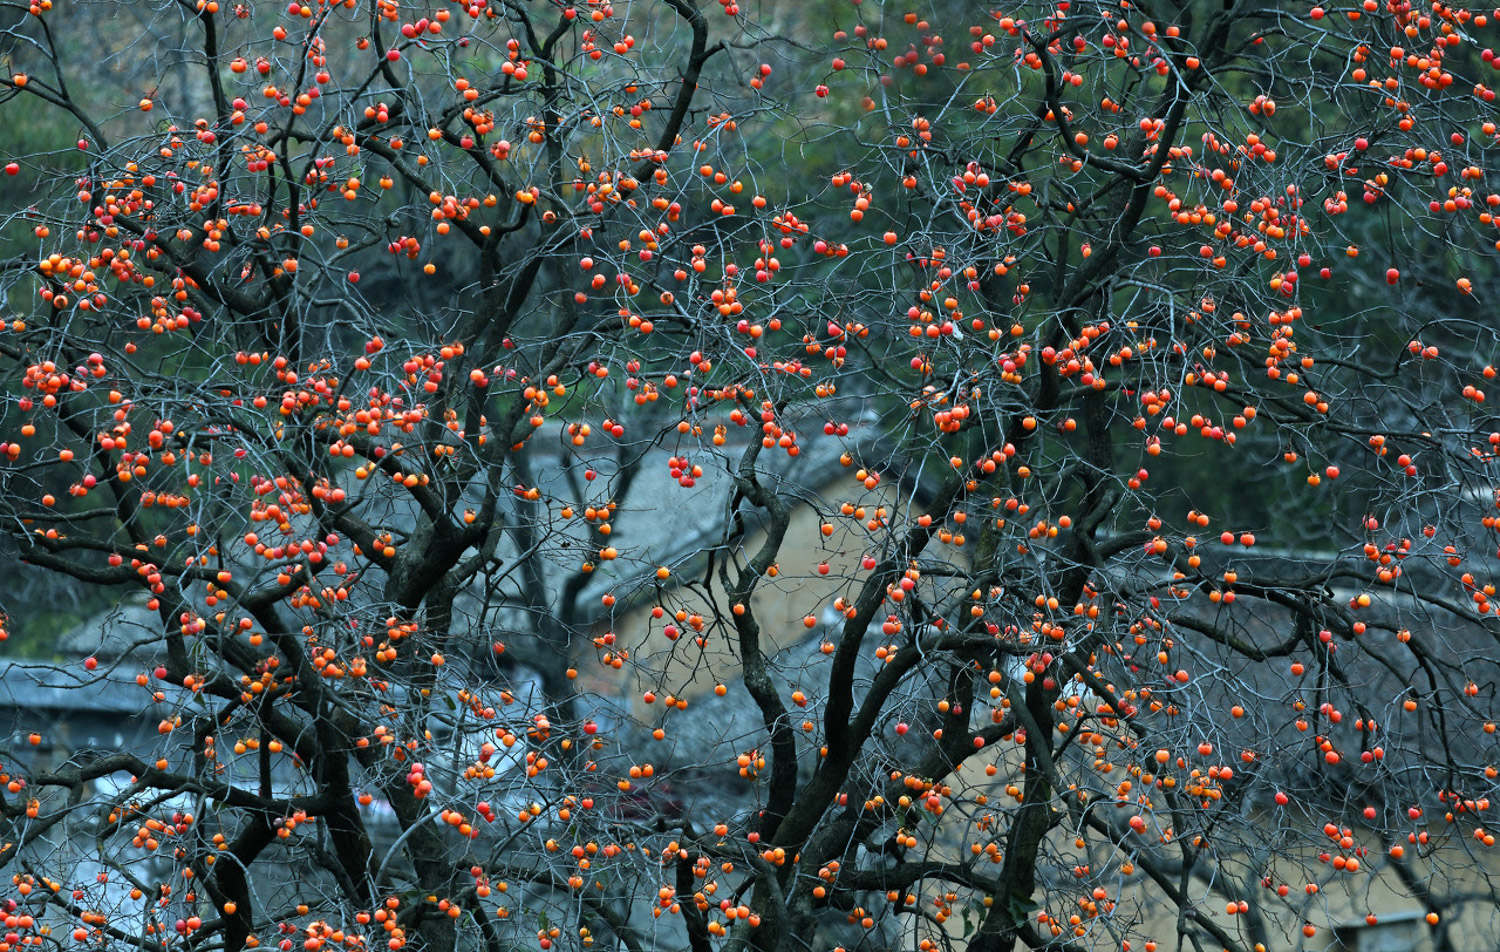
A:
[0, 660, 156, 714]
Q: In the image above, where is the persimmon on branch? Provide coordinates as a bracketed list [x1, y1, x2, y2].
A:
[5, 0, 1500, 952]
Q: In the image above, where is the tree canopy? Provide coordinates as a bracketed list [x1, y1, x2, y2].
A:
[3, 0, 1500, 950]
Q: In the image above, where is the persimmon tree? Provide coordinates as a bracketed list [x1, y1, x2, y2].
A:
[5, 0, 1500, 950]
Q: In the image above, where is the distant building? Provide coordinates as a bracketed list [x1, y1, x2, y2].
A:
[1330, 911, 1428, 952]
[0, 660, 168, 763]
